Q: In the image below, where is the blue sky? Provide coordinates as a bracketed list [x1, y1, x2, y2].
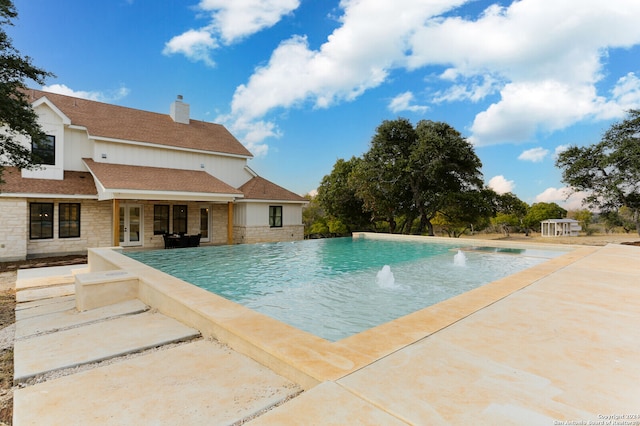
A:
[9, 0, 640, 209]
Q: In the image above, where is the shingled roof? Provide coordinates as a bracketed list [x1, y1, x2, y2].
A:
[27, 89, 253, 158]
[83, 159, 243, 197]
[0, 167, 97, 196]
[238, 176, 307, 202]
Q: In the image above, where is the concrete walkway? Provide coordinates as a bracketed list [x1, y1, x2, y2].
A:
[254, 243, 640, 424]
[12, 243, 640, 425]
[12, 266, 301, 425]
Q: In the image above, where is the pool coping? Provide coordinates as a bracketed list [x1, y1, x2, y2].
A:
[83, 233, 598, 390]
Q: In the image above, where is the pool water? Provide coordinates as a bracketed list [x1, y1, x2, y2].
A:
[125, 237, 568, 341]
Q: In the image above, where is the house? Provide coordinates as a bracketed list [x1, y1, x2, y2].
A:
[0, 90, 307, 261]
[540, 219, 582, 237]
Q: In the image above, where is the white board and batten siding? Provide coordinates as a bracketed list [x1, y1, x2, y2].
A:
[90, 140, 253, 188]
[236, 202, 303, 227]
[21, 103, 66, 180]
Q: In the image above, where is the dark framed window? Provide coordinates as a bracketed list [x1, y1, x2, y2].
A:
[30, 203, 54, 239]
[154, 205, 170, 235]
[173, 205, 187, 234]
[269, 206, 283, 228]
[32, 135, 56, 165]
[59, 203, 80, 238]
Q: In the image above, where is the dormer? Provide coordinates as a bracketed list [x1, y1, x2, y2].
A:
[21, 96, 70, 180]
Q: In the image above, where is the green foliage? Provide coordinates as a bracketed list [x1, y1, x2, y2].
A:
[302, 195, 327, 238]
[0, 0, 54, 181]
[327, 218, 348, 236]
[599, 210, 623, 233]
[435, 189, 496, 237]
[349, 119, 415, 233]
[490, 192, 530, 235]
[316, 117, 492, 238]
[347, 118, 484, 235]
[618, 206, 638, 233]
[569, 209, 594, 235]
[317, 156, 370, 232]
[409, 120, 484, 235]
[523, 202, 567, 232]
[556, 109, 640, 235]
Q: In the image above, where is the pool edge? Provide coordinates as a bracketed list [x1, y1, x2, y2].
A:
[84, 234, 598, 389]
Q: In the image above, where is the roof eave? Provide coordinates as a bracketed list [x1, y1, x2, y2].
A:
[97, 189, 244, 202]
[0, 193, 98, 199]
[236, 198, 308, 204]
[91, 135, 253, 159]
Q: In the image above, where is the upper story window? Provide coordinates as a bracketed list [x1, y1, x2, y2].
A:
[32, 135, 55, 165]
[30, 203, 54, 239]
[269, 206, 283, 228]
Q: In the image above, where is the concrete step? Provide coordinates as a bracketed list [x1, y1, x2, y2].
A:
[15, 299, 148, 339]
[15, 283, 75, 303]
[15, 295, 75, 321]
[14, 340, 301, 425]
[14, 310, 200, 382]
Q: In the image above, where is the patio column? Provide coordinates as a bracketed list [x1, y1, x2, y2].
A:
[112, 199, 120, 246]
[227, 202, 233, 245]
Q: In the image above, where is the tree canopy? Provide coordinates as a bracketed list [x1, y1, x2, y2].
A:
[0, 0, 53, 180]
[556, 110, 640, 235]
[523, 202, 567, 233]
[316, 118, 488, 236]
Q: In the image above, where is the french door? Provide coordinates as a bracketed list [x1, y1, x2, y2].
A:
[119, 204, 142, 247]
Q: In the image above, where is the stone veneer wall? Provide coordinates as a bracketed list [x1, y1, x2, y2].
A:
[233, 225, 304, 245]
[0, 198, 28, 261]
[26, 199, 112, 259]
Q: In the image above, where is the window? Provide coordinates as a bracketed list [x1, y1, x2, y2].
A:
[154, 205, 170, 235]
[32, 135, 55, 165]
[30, 203, 54, 239]
[269, 206, 283, 228]
[59, 203, 80, 238]
[173, 205, 187, 234]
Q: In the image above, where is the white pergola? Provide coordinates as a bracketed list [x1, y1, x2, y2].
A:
[540, 219, 582, 237]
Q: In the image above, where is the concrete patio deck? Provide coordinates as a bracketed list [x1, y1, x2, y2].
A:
[12, 241, 640, 425]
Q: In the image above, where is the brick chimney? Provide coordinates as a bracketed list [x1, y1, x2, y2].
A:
[170, 95, 190, 124]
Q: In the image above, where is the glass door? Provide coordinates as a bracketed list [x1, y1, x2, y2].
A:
[119, 204, 142, 246]
[200, 206, 210, 242]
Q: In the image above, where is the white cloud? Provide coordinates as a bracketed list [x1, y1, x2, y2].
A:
[488, 175, 515, 194]
[199, 0, 300, 43]
[163, 29, 218, 67]
[432, 74, 500, 103]
[595, 72, 640, 120]
[388, 91, 428, 114]
[210, 0, 640, 150]
[42, 84, 130, 102]
[518, 147, 549, 163]
[222, 0, 467, 146]
[535, 187, 588, 211]
[164, 0, 300, 65]
[409, 0, 640, 146]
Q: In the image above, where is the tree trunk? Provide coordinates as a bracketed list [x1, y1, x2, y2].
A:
[426, 220, 435, 236]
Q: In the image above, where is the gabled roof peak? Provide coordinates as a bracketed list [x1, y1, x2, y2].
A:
[27, 89, 253, 158]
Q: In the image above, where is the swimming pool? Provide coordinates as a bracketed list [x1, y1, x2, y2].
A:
[125, 237, 569, 341]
